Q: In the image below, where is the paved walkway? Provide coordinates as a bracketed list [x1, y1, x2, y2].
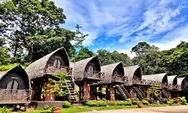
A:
[85, 105, 188, 113]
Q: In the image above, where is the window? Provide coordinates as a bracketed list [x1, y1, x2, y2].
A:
[87, 65, 94, 74]
[6, 79, 19, 93]
[48, 56, 65, 68]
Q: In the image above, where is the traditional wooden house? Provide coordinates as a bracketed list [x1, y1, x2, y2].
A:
[26, 47, 71, 101]
[0, 65, 30, 105]
[142, 73, 169, 99]
[116, 65, 147, 100]
[177, 77, 186, 97]
[167, 75, 178, 97]
[71, 56, 103, 100]
[94, 62, 125, 100]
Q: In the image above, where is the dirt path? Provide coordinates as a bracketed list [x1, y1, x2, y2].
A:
[85, 105, 188, 113]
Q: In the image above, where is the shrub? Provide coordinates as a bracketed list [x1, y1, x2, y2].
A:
[174, 97, 180, 104]
[132, 100, 138, 105]
[63, 101, 71, 108]
[160, 98, 168, 104]
[142, 99, 150, 105]
[107, 101, 116, 106]
[168, 99, 174, 105]
[0, 107, 11, 113]
[180, 96, 187, 105]
[85, 100, 98, 107]
[42, 105, 50, 110]
[116, 101, 125, 106]
[96, 100, 107, 106]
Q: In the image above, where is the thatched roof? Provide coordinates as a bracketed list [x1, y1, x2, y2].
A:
[167, 75, 177, 85]
[124, 65, 141, 79]
[26, 47, 69, 80]
[142, 73, 167, 83]
[0, 65, 30, 89]
[100, 62, 124, 84]
[177, 77, 185, 86]
[71, 56, 101, 81]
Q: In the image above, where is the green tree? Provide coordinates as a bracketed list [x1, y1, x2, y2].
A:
[74, 47, 94, 61]
[97, 49, 133, 66]
[0, 0, 66, 61]
[160, 41, 188, 76]
[0, 37, 10, 64]
[132, 42, 165, 74]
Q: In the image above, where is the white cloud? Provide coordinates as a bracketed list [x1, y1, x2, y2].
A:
[151, 24, 188, 50]
[53, 0, 188, 52]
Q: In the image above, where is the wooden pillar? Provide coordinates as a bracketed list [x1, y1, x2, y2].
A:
[79, 86, 83, 100]
[146, 86, 150, 99]
[83, 80, 90, 100]
[98, 86, 103, 99]
[90, 86, 97, 100]
[130, 87, 136, 99]
[106, 85, 115, 100]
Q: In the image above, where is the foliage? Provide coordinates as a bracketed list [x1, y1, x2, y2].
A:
[0, 0, 87, 62]
[132, 42, 165, 74]
[180, 96, 187, 105]
[148, 82, 160, 99]
[74, 47, 94, 62]
[168, 98, 174, 105]
[0, 106, 11, 113]
[97, 49, 133, 66]
[85, 100, 133, 107]
[159, 98, 168, 104]
[142, 99, 150, 105]
[63, 101, 72, 108]
[0, 48, 11, 65]
[0, 63, 18, 71]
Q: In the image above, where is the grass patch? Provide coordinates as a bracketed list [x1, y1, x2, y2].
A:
[25, 104, 185, 113]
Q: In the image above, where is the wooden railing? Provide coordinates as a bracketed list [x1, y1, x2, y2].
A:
[84, 72, 105, 80]
[0, 89, 30, 103]
[111, 75, 125, 83]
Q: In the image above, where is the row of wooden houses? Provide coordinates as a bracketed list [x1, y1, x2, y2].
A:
[0, 47, 188, 107]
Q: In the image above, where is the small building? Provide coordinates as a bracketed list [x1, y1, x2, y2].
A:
[167, 75, 178, 97]
[71, 56, 103, 100]
[122, 65, 146, 100]
[96, 62, 125, 100]
[0, 65, 30, 104]
[142, 73, 169, 98]
[26, 47, 70, 101]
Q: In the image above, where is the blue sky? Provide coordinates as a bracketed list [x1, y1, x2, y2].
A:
[53, 0, 188, 58]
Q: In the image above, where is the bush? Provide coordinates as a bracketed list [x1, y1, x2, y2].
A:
[168, 99, 174, 105]
[42, 105, 50, 110]
[63, 101, 71, 108]
[180, 96, 187, 105]
[142, 99, 150, 105]
[116, 101, 126, 106]
[159, 98, 168, 104]
[174, 97, 180, 104]
[97, 100, 107, 106]
[0, 107, 11, 113]
[107, 101, 116, 106]
[85, 100, 98, 107]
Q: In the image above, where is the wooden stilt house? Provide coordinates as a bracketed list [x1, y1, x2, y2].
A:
[142, 73, 169, 99]
[177, 77, 186, 97]
[93, 62, 125, 100]
[167, 75, 178, 98]
[26, 47, 72, 101]
[0, 65, 30, 105]
[116, 65, 147, 100]
[71, 56, 103, 101]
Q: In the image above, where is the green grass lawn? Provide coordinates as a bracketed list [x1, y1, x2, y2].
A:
[25, 104, 183, 113]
